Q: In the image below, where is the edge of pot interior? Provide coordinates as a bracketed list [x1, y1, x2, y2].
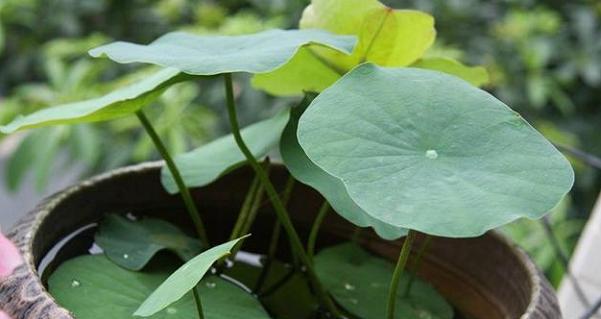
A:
[0, 162, 561, 319]
[0, 162, 163, 319]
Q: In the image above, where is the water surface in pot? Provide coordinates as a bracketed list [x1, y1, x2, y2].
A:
[36, 212, 467, 319]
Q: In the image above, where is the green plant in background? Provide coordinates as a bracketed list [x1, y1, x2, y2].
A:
[493, 7, 572, 113]
[0, 1, 5, 55]
[503, 197, 585, 287]
[0, 0, 577, 318]
[1, 34, 110, 191]
[0, 0, 290, 193]
[0, 35, 218, 192]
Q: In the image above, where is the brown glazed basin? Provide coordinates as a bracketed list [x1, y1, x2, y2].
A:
[0, 162, 561, 319]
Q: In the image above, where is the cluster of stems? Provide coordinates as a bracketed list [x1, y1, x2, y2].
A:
[136, 73, 432, 319]
[223, 73, 341, 316]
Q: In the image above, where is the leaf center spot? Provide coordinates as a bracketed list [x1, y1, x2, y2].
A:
[166, 307, 177, 315]
[425, 149, 438, 160]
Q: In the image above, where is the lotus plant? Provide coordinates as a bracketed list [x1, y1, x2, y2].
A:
[0, 0, 573, 318]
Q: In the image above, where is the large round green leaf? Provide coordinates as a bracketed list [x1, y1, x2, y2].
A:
[89, 29, 356, 76]
[48, 254, 269, 319]
[281, 97, 407, 240]
[315, 243, 453, 319]
[95, 214, 204, 271]
[298, 64, 574, 237]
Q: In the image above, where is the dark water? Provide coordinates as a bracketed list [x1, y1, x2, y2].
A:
[38, 223, 329, 318]
[39, 222, 466, 319]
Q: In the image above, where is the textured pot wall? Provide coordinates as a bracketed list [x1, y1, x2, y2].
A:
[0, 163, 561, 319]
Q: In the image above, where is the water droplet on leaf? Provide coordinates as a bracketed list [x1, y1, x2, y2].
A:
[344, 283, 355, 291]
[166, 307, 177, 315]
[206, 281, 216, 288]
[425, 150, 438, 159]
[416, 308, 433, 319]
[71, 280, 81, 288]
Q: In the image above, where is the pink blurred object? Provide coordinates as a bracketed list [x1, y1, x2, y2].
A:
[0, 311, 13, 319]
[0, 231, 22, 279]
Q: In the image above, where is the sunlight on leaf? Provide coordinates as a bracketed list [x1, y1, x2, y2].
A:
[253, 0, 436, 96]
[300, 0, 435, 71]
[255, 0, 489, 96]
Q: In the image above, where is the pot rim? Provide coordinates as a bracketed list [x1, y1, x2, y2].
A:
[2, 161, 557, 318]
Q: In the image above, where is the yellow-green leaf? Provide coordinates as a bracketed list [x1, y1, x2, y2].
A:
[251, 47, 341, 96]
[300, 0, 382, 35]
[300, 0, 435, 71]
[254, 0, 436, 96]
[412, 57, 489, 87]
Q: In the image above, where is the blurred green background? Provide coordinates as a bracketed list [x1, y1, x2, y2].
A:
[0, 0, 599, 287]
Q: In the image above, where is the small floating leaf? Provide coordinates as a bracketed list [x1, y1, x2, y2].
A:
[49, 254, 268, 319]
[95, 214, 203, 271]
[298, 64, 574, 237]
[161, 109, 289, 193]
[0, 68, 187, 133]
[89, 29, 356, 76]
[315, 243, 453, 319]
[134, 236, 250, 317]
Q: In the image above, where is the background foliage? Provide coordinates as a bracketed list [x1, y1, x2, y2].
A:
[0, 0, 599, 287]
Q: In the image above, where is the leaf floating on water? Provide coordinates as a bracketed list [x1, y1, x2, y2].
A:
[49, 254, 269, 319]
[314, 243, 453, 319]
[95, 214, 203, 271]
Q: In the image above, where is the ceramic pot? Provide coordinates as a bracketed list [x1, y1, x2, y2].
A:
[0, 163, 561, 318]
